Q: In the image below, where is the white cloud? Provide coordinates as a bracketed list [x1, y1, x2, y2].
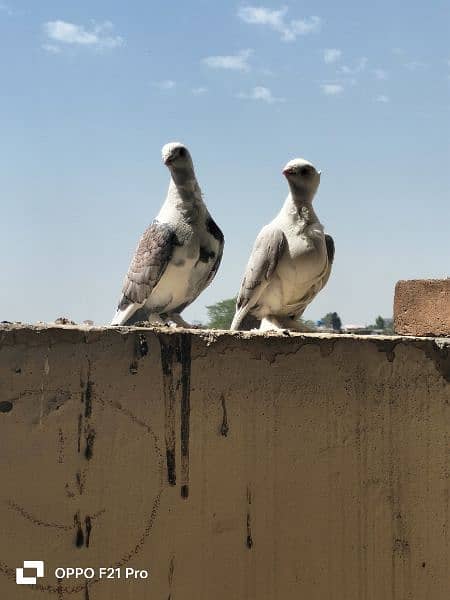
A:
[323, 48, 341, 64]
[43, 20, 123, 50]
[153, 80, 176, 90]
[321, 83, 344, 96]
[404, 60, 427, 70]
[339, 57, 367, 75]
[375, 94, 390, 103]
[192, 87, 208, 95]
[0, 2, 13, 15]
[0, 2, 22, 16]
[373, 68, 388, 80]
[203, 49, 253, 71]
[238, 86, 284, 103]
[237, 6, 321, 42]
[42, 43, 61, 54]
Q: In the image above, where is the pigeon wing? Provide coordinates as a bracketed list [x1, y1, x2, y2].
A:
[325, 234, 335, 264]
[112, 221, 178, 324]
[231, 226, 286, 329]
[320, 233, 335, 289]
[203, 216, 225, 288]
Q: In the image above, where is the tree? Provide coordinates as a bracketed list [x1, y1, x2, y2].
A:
[331, 312, 342, 332]
[375, 315, 385, 330]
[383, 318, 394, 334]
[206, 297, 236, 329]
[369, 316, 393, 333]
[320, 312, 342, 332]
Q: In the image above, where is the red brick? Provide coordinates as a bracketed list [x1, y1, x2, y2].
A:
[394, 279, 450, 337]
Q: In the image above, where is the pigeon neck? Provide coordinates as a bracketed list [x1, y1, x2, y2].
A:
[286, 179, 316, 203]
[284, 193, 319, 225]
[167, 177, 203, 218]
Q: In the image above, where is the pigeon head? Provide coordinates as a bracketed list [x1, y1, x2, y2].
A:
[282, 158, 321, 200]
[162, 142, 195, 186]
[162, 142, 192, 167]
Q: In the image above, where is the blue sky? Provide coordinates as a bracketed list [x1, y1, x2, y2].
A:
[1, 0, 449, 326]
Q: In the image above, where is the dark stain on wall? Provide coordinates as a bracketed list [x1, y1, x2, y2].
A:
[138, 334, 149, 358]
[179, 335, 191, 500]
[129, 361, 138, 375]
[374, 339, 399, 363]
[421, 341, 450, 383]
[160, 337, 177, 486]
[84, 381, 93, 419]
[58, 428, 65, 464]
[84, 427, 95, 461]
[77, 414, 82, 454]
[74, 513, 84, 547]
[246, 486, 253, 549]
[159, 333, 192, 494]
[220, 395, 229, 437]
[85, 516, 92, 548]
[0, 401, 13, 413]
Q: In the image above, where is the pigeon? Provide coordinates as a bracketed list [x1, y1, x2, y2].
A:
[230, 157, 334, 332]
[111, 142, 224, 327]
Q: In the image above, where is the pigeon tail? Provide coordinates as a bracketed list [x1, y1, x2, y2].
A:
[111, 302, 139, 326]
[230, 306, 248, 331]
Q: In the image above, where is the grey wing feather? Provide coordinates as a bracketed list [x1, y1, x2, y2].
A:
[188, 216, 224, 298]
[319, 233, 335, 291]
[203, 215, 225, 287]
[325, 234, 335, 264]
[237, 226, 286, 311]
[204, 239, 224, 288]
[117, 221, 178, 310]
[202, 248, 223, 291]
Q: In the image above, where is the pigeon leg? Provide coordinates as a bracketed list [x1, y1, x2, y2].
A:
[166, 314, 193, 329]
[147, 314, 167, 326]
[260, 316, 284, 331]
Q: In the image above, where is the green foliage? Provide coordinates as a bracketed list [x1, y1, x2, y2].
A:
[375, 315, 385, 330]
[321, 312, 342, 331]
[320, 313, 333, 328]
[301, 318, 317, 331]
[382, 318, 394, 334]
[206, 297, 237, 329]
[370, 316, 394, 333]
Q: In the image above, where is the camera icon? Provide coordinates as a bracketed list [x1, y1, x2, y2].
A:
[16, 561, 44, 585]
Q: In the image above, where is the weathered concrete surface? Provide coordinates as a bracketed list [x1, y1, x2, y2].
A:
[0, 324, 449, 600]
[394, 279, 450, 336]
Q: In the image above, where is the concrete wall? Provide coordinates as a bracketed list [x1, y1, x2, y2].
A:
[0, 324, 449, 600]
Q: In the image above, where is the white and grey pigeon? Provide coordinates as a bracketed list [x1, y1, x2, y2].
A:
[230, 157, 334, 332]
[111, 142, 224, 327]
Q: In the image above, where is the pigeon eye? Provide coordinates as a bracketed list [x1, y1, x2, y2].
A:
[178, 148, 186, 157]
[300, 166, 312, 177]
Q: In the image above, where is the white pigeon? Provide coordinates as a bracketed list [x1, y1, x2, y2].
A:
[230, 157, 334, 332]
[111, 142, 224, 327]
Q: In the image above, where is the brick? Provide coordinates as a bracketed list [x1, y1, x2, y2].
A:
[394, 279, 450, 336]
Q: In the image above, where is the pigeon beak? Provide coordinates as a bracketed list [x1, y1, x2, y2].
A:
[282, 168, 292, 177]
[164, 157, 173, 166]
